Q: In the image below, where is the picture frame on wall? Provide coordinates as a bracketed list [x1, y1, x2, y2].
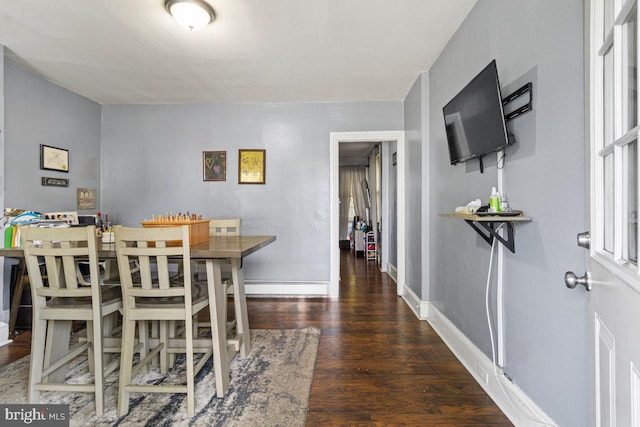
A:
[203, 151, 227, 181]
[40, 144, 69, 172]
[238, 149, 266, 184]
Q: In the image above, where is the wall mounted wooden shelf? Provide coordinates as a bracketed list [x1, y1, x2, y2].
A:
[441, 213, 532, 253]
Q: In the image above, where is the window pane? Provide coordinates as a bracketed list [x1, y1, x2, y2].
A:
[627, 141, 638, 263]
[604, 0, 614, 34]
[604, 152, 615, 253]
[604, 47, 615, 144]
[625, 6, 638, 131]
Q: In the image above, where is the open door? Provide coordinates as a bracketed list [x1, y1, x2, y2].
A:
[579, 1, 640, 425]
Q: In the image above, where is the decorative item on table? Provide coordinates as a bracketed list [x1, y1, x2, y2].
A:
[94, 212, 105, 237]
[454, 199, 482, 215]
[102, 229, 115, 243]
[2, 210, 41, 248]
[43, 211, 79, 225]
[141, 211, 208, 245]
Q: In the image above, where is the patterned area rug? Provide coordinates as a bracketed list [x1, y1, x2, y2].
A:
[0, 328, 320, 426]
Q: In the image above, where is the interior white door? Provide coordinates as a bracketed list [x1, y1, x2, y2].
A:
[585, 0, 640, 425]
[586, 261, 640, 426]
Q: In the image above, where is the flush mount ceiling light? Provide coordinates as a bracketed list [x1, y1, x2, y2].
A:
[165, 0, 215, 31]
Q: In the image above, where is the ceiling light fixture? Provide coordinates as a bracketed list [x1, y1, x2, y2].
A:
[165, 0, 215, 31]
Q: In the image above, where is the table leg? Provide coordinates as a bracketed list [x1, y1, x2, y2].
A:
[9, 259, 27, 334]
[103, 259, 119, 283]
[231, 259, 251, 358]
[206, 259, 230, 397]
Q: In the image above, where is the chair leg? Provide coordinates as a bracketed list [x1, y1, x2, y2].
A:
[168, 320, 176, 368]
[28, 316, 47, 404]
[138, 320, 149, 373]
[117, 318, 136, 417]
[91, 315, 105, 416]
[150, 320, 158, 367]
[184, 314, 195, 418]
[42, 320, 55, 384]
[86, 321, 95, 375]
[159, 320, 168, 374]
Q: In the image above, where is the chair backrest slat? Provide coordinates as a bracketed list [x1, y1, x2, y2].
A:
[114, 226, 191, 300]
[21, 226, 100, 300]
[209, 219, 241, 237]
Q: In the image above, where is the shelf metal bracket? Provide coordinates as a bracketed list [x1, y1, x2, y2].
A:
[464, 220, 516, 253]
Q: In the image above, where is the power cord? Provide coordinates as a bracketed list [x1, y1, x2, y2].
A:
[485, 224, 553, 426]
[497, 150, 506, 169]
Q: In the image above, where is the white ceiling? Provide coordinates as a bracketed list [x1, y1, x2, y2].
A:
[0, 0, 476, 105]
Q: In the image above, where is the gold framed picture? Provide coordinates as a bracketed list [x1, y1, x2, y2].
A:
[203, 151, 227, 181]
[238, 149, 266, 184]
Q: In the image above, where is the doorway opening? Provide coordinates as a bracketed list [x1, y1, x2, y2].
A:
[329, 131, 405, 298]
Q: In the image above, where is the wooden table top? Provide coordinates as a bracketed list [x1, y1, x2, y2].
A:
[0, 235, 276, 259]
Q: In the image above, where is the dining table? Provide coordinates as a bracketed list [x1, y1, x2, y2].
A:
[0, 233, 276, 398]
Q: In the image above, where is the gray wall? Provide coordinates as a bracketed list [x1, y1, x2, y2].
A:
[100, 102, 403, 283]
[403, 77, 423, 296]
[426, 1, 587, 425]
[4, 61, 102, 212]
[2, 61, 102, 309]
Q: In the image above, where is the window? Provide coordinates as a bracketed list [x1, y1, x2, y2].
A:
[592, 0, 639, 271]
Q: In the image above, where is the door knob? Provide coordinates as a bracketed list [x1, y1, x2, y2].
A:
[577, 231, 590, 249]
[565, 271, 592, 291]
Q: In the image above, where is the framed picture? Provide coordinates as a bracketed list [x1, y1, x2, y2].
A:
[238, 149, 266, 184]
[40, 144, 69, 172]
[203, 151, 227, 181]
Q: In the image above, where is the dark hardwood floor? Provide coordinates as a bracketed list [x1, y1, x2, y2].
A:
[249, 250, 513, 426]
[0, 249, 512, 426]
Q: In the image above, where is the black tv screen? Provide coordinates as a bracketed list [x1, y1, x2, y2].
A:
[443, 60, 512, 165]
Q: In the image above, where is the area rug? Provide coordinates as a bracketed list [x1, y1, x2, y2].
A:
[0, 328, 320, 426]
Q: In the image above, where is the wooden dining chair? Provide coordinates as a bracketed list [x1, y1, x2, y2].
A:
[114, 225, 212, 418]
[21, 225, 122, 416]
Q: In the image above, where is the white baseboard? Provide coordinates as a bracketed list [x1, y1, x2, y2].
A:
[244, 281, 329, 296]
[424, 302, 556, 427]
[387, 263, 397, 283]
[401, 283, 423, 319]
[0, 322, 11, 348]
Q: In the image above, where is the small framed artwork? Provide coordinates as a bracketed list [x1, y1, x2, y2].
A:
[238, 149, 266, 184]
[40, 144, 69, 172]
[203, 151, 227, 181]
[77, 188, 97, 210]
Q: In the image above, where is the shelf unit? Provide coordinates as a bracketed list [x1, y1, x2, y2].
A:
[366, 231, 376, 260]
[441, 213, 532, 253]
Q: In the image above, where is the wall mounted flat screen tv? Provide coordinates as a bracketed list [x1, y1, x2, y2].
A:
[443, 60, 513, 166]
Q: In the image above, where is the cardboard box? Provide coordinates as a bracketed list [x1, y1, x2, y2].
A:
[140, 219, 209, 246]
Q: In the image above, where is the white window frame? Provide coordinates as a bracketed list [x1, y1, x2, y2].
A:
[589, 0, 640, 291]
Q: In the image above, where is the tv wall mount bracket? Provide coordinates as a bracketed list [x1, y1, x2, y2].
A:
[477, 82, 533, 173]
[502, 82, 533, 122]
